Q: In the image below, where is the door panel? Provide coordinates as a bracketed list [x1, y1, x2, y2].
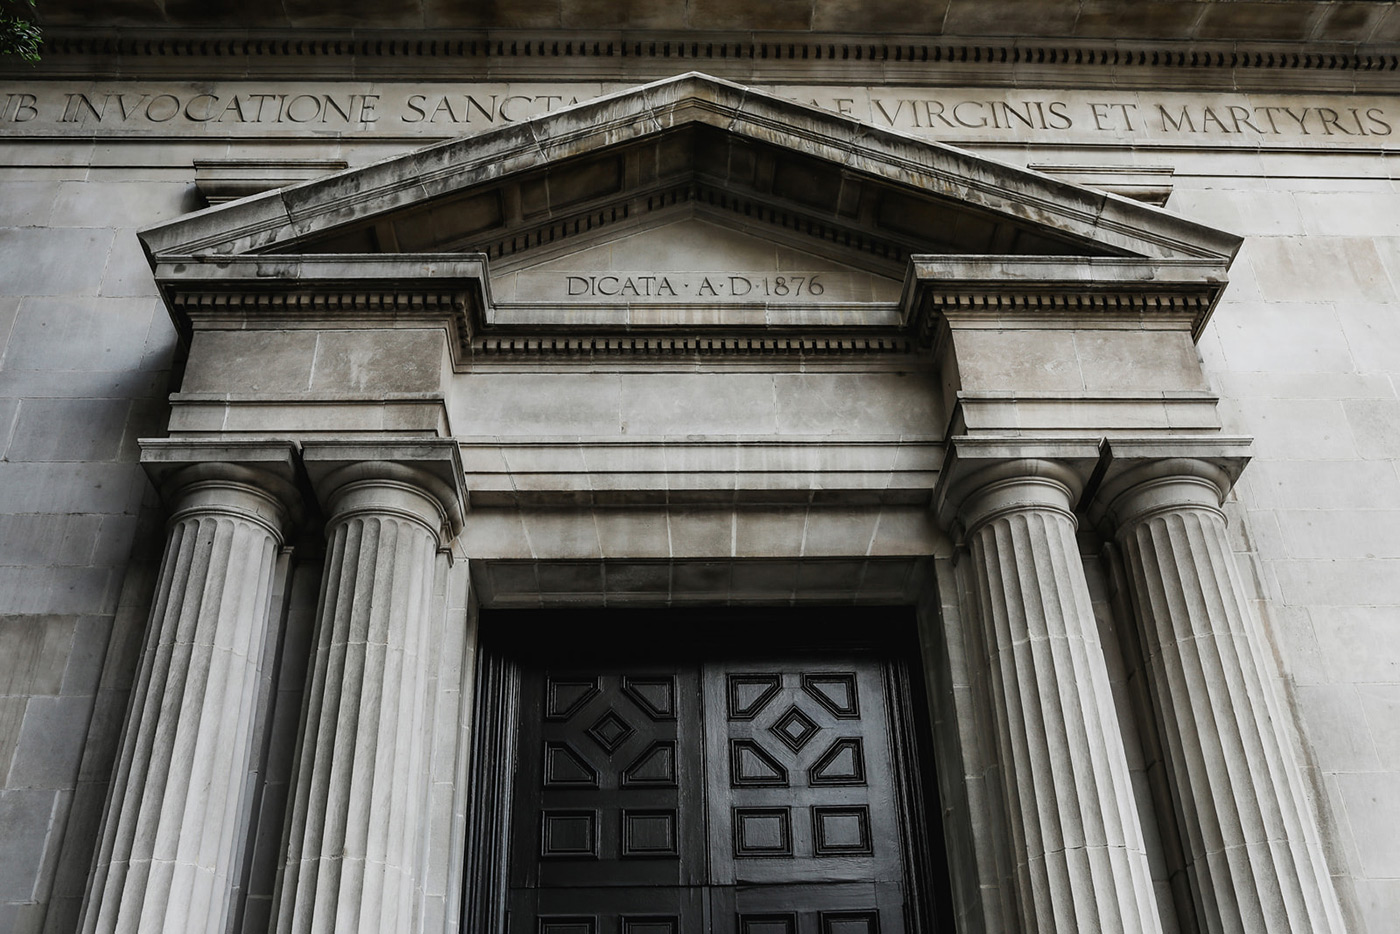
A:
[703, 660, 906, 933]
[523, 886, 708, 934]
[507, 638, 919, 933]
[510, 664, 708, 927]
[711, 882, 905, 934]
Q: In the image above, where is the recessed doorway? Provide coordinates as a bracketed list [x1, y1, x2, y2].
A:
[463, 609, 952, 934]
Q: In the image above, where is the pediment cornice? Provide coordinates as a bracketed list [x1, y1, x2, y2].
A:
[140, 73, 1239, 263]
[142, 73, 1241, 362]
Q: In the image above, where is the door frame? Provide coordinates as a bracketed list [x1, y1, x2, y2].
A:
[460, 608, 955, 933]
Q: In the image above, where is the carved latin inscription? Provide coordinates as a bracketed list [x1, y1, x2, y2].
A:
[2, 83, 1391, 148]
[564, 274, 826, 300]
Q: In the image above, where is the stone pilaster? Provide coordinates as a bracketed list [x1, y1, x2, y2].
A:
[1096, 442, 1348, 934]
[81, 442, 300, 934]
[274, 443, 464, 934]
[936, 440, 1166, 934]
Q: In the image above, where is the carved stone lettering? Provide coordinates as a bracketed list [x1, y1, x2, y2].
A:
[0, 82, 1390, 147]
[558, 274, 829, 301]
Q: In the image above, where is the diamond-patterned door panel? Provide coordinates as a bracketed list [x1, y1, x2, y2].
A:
[509, 646, 914, 933]
[511, 665, 705, 928]
[704, 660, 905, 908]
[802, 674, 860, 719]
[770, 706, 820, 752]
[587, 709, 637, 754]
[727, 674, 782, 720]
[547, 678, 601, 719]
[731, 740, 789, 787]
[622, 742, 678, 787]
[622, 676, 677, 720]
[544, 742, 600, 788]
[808, 738, 866, 786]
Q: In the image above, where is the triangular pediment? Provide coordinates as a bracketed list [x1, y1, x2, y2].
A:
[140, 72, 1242, 360]
[142, 72, 1238, 264]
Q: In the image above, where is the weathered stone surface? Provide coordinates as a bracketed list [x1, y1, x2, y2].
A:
[0, 157, 185, 934]
[6, 697, 93, 789]
[0, 230, 115, 297]
[0, 790, 59, 902]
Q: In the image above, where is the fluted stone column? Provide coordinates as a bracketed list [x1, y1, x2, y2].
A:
[1098, 453, 1348, 934]
[81, 443, 300, 934]
[941, 451, 1165, 934]
[275, 445, 464, 934]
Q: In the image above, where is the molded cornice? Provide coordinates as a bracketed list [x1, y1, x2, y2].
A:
[139, 73, 1240, 260]
[19, 27, 1400, 93]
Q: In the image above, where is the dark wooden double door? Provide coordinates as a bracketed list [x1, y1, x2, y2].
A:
[503, 622, 932, 934]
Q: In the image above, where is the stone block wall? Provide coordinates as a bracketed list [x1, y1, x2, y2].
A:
[0, 170, 193, 933]
[1178, 153, 1400, 931]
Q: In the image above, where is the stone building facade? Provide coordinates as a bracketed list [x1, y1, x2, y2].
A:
[1, 3, 1398, 933]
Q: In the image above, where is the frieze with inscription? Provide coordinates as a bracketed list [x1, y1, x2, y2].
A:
[562, 274, 828, 301]
[2, 82, 1395, 148]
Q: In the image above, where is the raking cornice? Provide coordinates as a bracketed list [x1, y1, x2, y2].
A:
[138, 72, 1241, 263]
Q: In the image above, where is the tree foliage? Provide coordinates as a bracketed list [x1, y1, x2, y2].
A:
[0, 0, 40, 63]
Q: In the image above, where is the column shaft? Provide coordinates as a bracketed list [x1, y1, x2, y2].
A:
[1111, 471, 1347, 934]
[276, 475, 445, 934]
[962, 469, 1164, 934]
[81, 472, 290, 934]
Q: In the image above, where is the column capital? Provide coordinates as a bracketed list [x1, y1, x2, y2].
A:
[1089, 436, 1252, 532]
[301, 439, 466, 544]
[139, 438, 303, 540]
[932, 436, 1101, 540]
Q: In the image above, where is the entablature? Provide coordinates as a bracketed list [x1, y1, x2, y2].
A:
[153, 250, 1232, 370]
[139, 73, 1245, 462]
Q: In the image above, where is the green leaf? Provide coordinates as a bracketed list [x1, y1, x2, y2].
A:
[0, 0, 41, 63]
